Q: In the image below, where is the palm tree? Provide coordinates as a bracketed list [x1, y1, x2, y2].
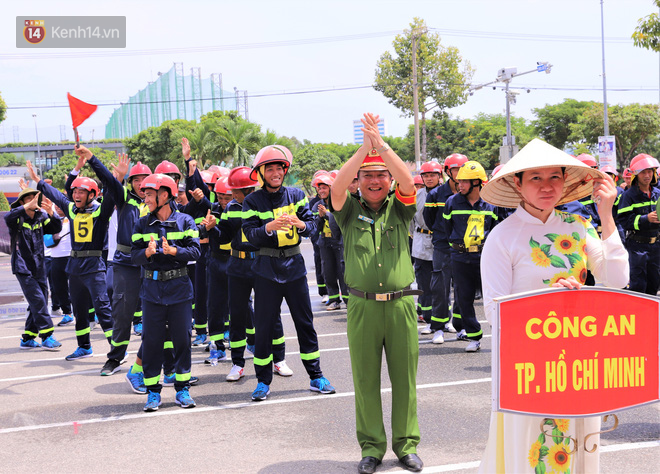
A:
[212, 119, 261, 167]
[172, 120, 223, 167]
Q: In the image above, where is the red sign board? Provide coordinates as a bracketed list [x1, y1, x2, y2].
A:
[494, 287, 659, 417]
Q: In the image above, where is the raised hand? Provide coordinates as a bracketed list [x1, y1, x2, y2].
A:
[74, 145, 93, 171]
[111, 153, 130, 181]
[41, 195, 54, 216]
[22, 192, 41, 212]
[162, 236, 177, 256]
[201, 209, 217, 230]
[18, 178, 28, 190]
[26, 161, 40, 183]
[182, 137, 191, 160]
[190, 188, 204, 202]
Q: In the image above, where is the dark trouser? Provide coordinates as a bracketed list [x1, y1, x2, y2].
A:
[431, 247, 461, 331]
[206, 255, 229, 351]
[228, 269, 263, 367]
[107, 264, 141, 361]
[627, 240, 660, 295]
[50, 257, 71, 314]
[319, 244, 348, 303]
[45, 257, 57, 311]
[194, 247, 208, 336]
[253, 275, 322, 385]
[413, 258, 433, 323]
[312, 241, 327, 296]
[17, 272, 55, 341]
[142, 299, 192, 393]
[450, 255, 483, 341]
[69, 271, 113, 349]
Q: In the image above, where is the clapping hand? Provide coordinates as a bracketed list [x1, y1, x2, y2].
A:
[201, 209, 217, 230]
[162, 236, 177, 256]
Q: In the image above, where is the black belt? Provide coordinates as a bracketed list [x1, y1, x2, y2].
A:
[348, 286, 422, 302]
[70, 250, 103, 258]
[416, 227, 433, 235]
[627, 233, 658, 244]
[210, 249, 231, 260]
[258, 246, 302, 258]
[116, 243, 132, 254]
[452, 242, 484, 253]
[231, 249, 256, 259]
[143, 267, 188, 281]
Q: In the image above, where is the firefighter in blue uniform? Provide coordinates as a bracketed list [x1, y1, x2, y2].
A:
[423, 153, 467, 335]
[309, 170, 330, 302]
[242, 145, 335, 401]
[443, 161, 498, 352]
[28, 158, 115, 361]
[312, 173, 349, 310]
[412, 161, 442, 342]
[131, 173, 201, 412]
[6, 187, 63, 350]
[617, 153, 660, 295]
[85, 149, 151, 376]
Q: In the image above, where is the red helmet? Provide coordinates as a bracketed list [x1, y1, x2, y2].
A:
[599, 165, 618, 176]
[214, 177, 231, 194]
[420, 161, 442, 174]
[623, 167, 633, 178]
[128, 162, 152, 181]
[630, 153, 660, 185]
[315, 174, 334, 187]
[444, 153, 468, 172]
[71, 176, 100, 197]
[313, 170, 329, 179]
[227, 166, 258, 189]
[208, 165, 230, 178]
[250, 145, 293, 180]
[329, 170, 339, 179]
[154, 160, 182, 180]
[490, 164, 504, 179]
[413, 175, 424, 186]
[200, 170, 219, 185]
[576, 153, 598, 168]
[140, 173, 178, 197]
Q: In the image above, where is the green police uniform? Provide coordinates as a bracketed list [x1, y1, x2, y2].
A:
[332, 184, 420, 460]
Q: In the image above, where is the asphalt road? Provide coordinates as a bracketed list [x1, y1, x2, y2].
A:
[0, 242, 658, 473]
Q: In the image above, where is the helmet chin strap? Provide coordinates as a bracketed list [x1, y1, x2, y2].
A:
[257, 166, 281, 191]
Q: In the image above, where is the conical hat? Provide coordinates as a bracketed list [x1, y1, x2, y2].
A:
[480, 139, 607, 208]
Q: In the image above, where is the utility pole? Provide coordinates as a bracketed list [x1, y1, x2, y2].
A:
[32, 114, 43, 178]
[600, 0, 609, 135]
[411, 26, 426, 171]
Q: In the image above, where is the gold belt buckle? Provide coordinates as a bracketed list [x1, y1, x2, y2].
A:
[469, 245, 478, 252]
[239, 251, 246, 258]
[375, 293, 389, 301]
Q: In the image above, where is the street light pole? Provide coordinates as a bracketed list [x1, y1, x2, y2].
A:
[600, 0, 609, 136]
[412, 30, 421, 170]
[32, 114, 43, 180]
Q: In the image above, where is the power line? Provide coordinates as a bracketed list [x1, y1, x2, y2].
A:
[428, 28, 632, 43]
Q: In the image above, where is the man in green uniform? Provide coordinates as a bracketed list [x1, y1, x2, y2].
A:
[330, 113, 422, 474]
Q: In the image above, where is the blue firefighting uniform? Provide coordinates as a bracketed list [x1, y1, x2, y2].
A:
[242, 186, 324, 386]
[131, 201, 201, 392]
[309, 194, 328, 297]
[6, 205, 62, 341]
[312, 198, 348, 305]
[38, 178, 114, 349]
[423, 181, 461, 331]
[617, 185, 660, 294]
[88, 156, 148, 362]
[443, 192, 498, 341]
[410, 185, 435, 324]
[214, 198, 284, 367]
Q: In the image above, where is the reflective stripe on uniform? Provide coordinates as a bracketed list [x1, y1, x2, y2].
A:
[300, 350, 320, 361]
[253, 354, 273, 366]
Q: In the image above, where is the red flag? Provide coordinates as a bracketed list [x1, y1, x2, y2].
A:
[67, 93, 97, 128]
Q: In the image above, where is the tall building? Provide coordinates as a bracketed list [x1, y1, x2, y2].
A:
[353, 117, 386, 144]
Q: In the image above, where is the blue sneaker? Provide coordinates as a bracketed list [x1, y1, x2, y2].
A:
[133, 323, 142, 336]
[251, 382, 270, 401]
[126, 370, 146, 394]
[191, 334, 208, 346]
[19, 338, 41, 349]
[175, 387, 196, 408]
[163, 373, 199, 387]
[223, 330, 230, 343]
[310, 376, 336, 394]
[204, 348, 227, 365]
[41, 335, 62, 351]
[57, 315, 74, 326]
[143, 391, 162, 412]
[65, 346, 93, 361]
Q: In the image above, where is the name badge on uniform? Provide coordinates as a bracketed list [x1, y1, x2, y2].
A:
[357, 215, 374, 225]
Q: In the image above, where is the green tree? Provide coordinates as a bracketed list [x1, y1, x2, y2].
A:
[0, 153, 25, 166]
[632, 0, 660, 51]
[123, 119, 196, 172]
[0, 192, 10, 211]
[212, 119, 262, 167]
[172, 119, 224, 168]
[374, 17, 475, 159]
[292, 144, 342, 194]
[0, 92, 6, 125]
[44, 148, 119, 189]
[532, 99, 596, 149]
[572, 103, 660, 167]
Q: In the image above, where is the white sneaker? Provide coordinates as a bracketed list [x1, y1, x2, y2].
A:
[245, 345, 255, 359]
[420, 323, 434, 335]
[432, 331, 444, 344]
[226, 364, 244, 381]
[321, 295, 329, 303]
[51, 309, 63, 317]
[456, 329, 468, 341]
[465, 340, 481, 352]
[444, 322, 457, 333]
[274, 360, 293, 377]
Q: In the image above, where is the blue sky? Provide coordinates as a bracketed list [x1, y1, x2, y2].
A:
[1, 0, 658, 146]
